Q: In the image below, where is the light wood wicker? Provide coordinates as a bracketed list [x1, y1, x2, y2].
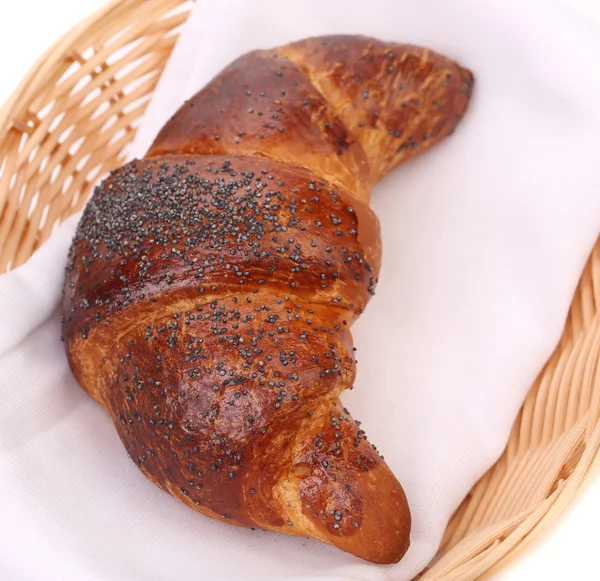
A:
[1, 0, 598, 578]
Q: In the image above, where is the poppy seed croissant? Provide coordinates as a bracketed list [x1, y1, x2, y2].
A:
[62, 35, 473, 564]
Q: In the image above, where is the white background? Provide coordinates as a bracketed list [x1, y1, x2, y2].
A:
[1, 1, 599, 579]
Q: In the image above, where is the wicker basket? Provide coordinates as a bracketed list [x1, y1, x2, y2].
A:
[1, 0, 599, 578]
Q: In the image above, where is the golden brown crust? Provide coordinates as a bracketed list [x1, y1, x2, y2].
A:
[62, 35, 474, 565]
[280, 36, 473, 183]
[148, 51, 371, 203]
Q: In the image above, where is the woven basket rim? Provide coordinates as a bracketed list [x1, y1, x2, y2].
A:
[0, 0, 124, 136]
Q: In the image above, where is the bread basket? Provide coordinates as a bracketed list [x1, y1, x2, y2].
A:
[1, 0, 599, 578]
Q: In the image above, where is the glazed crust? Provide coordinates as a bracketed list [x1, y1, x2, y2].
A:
[62, 35, 473, 564]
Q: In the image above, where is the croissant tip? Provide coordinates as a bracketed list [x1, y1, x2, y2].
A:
[459, 64, 475, 86]
[324, 458, 412, 564]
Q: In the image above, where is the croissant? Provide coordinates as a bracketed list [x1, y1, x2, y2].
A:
[62, 35, 473, 564]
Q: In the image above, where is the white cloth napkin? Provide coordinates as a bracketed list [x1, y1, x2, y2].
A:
[2, 0, 600, 579]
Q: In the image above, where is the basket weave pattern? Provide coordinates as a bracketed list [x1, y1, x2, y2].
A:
[1, 1, 599, 579]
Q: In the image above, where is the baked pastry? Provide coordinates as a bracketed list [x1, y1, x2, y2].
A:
[62, 35, 473, 564]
